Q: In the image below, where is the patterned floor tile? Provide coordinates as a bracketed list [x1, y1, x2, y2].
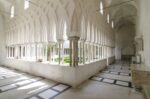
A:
[38, 89, 59, 99]
[52, 84, 69, 92]
[29, 97, 38, 99]
[116, 81, 129, 87]
[120, 72, 129, 76]
[0, 84, 17, 92]
[102, 79, 115, 84]
[91, 77, 103, 81]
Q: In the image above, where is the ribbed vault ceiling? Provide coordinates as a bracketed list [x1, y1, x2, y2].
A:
[0, 0, 22, 18]
[0, 0, 137, 30]
[103, 0, 137, 30]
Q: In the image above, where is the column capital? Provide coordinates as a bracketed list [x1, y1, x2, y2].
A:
[68, 36, 80, 40]
[80, 39, 86, 42]
[67, 31, 80, 38]
[57, 39, 64, 42]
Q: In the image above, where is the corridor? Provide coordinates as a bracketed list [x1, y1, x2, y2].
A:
[0, 61, 143, 99]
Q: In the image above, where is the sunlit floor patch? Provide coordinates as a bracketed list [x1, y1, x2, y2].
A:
[26, 84, 71, 99]
[0, 77, 43, 93]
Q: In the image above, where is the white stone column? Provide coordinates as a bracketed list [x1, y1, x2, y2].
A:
[82, 41, 85, 64]
[58, 42, 61, 64]
[92, 44, 94, 61]
[45, 44, 48, 62]
[90, 44, 93, 62]
[58, 40, 64, 64]
[69, 36, 79, 67]
[79, 41, 81, 64]
[61, 43, 64, 64]
[35, 43, 37, 61]
[93, 45, 95, 60]
[79, 41, 83, 64]
[30, 44, 32, 60]
[85, 44, 87, 62]
[97, 45, 100, 60]
[7, 47, 9, 57]
[17, 46, 20, 59]
[21, 46, 23, 59]
[79, 40, 85, 64]
[25, 45, 28, 59]
[88, 44, 91, 62]
[102, 46, 104, 59]
[52, 46, 54, 63]
[94, 45, 96, 60]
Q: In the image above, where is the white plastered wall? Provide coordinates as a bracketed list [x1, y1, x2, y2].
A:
[136, 0, 150, 67]
[0, 14, 6, 63]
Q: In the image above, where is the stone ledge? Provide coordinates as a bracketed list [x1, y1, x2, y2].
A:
[143, 85, 150, 99]
[1, 57, 115, 88]
[131, 64, 150, 86]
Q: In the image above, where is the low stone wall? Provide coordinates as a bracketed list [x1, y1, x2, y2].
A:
[108, 56, 115, 64]
[1, 57, 115, 87]
[143, 85, 150, 99]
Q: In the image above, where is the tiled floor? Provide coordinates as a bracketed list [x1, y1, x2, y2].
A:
[91, 61, 132, 87]
[0, 61, 144, 99]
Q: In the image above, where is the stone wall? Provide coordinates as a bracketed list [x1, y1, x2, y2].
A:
[1, 57, 114, 87]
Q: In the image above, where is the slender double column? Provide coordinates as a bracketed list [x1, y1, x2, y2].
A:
[82, 41, 85, 64]
[58, 40, 64, 64]
[79, 40, 85, 64]
[69, 36, 79, 67]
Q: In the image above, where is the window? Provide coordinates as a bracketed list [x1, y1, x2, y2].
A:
[112, 21, 114, 28]
[11, 6, 14, 18]
[100, 2, 103, 15]
[63, 22, 67, 40]
[107, 14, 110, 23]
[24, 0, 29, 10]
